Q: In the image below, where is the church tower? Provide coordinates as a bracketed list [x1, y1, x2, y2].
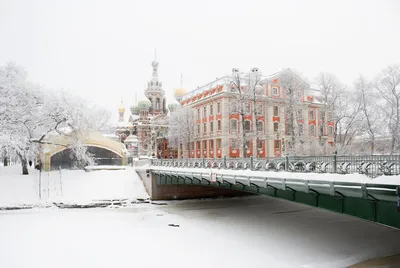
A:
[145, 55, 166, 116]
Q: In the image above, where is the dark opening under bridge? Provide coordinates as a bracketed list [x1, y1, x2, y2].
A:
[135, 155, 400, 229]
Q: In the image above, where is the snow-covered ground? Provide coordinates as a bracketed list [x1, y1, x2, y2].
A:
[0, 165, 149, 207]
[1, 196, 400, 268]
[1, 165, 400, 267]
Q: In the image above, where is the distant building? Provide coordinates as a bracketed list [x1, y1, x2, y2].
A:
[113, 59, 173, 159]
[175, 68, 334, 158]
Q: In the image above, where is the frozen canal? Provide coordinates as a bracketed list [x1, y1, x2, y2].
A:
[1, 195, 400, 268]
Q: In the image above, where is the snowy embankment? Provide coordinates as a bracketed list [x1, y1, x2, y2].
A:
[151, 166, 400, 185]
[0, 166, 149, 207]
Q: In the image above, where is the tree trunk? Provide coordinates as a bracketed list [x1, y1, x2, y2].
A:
[241, 113, 246, 158]
[3, 157, 8, 166]
[21, 157, 29, 175]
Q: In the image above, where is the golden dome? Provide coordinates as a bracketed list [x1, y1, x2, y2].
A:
[174, 88, 187, 97]
[118, 107, 125, 113]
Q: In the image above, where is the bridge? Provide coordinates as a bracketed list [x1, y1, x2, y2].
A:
[135, 155, 400, 230]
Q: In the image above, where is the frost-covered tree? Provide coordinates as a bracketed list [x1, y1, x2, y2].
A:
[0, 62, 111, 174]
[375, 64, 400, 154]
[167, 106, 195, 157]
[315, 72, 365, 154]
[279, 69, 308, 155]
[354, 75, 382, 154]
[228, 68, 266, 158]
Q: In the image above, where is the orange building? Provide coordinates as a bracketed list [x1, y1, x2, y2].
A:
[174, 68, 334, 158]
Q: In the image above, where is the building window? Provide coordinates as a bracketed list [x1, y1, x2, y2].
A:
[203, 123, 207, 134]
[274, 140, 280, 149]
[257, 121, 263, 132]
[197, 125, 200, 135]
[217, 120, 221, 131]
[217, 139, 221, 149]
[320, 111, 325, 121]
[273, 122, 279, 133]
[257, 104, 263, 115]
[217, 102, 221, 114]
[245, 141, 251, 152]
[273, 106, 279, 117]
[245, 103, 250, 114]
[210, 104, 213, 115]
[328, 126, 333, 135]
[196, 141, 200, 150]
[230, 119, 238, 132]
[156, 98, 160, 109]
[298, 124, 304, 136]
[203, 140, 207, 150]
[230, 103, 238, 113]
[298, 109, 303, 119]
[310, 124, 315, 136]
[327, 111, 332, 121]
[244, 120, 251, 133]
[257, 140, 263, 149]
[203, 106, 207, 117]
[210, 121, 213, 132]
[210, 140, 214, 149]
[231, 139, 238, 148]
[309, 110, 315, 120]
[272, 87, 278, 96]
[197, 109, 200, 120]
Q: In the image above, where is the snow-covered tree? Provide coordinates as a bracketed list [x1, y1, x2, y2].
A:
[279, 69, 309, 155]
[228, 68, 266, 158]
[354, 75, 382, 154]
[167, 106, 195, 157]
[0, 62, 111, 174]
[375, 64, 400, 154]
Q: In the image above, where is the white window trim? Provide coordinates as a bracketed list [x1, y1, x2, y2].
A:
[272, 87, 278, 96]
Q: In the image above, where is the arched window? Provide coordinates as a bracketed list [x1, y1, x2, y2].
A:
[310, 125, 315, 136]
[257, 121, 263, 132]
[244, 120, 251, 133]
[273, 122, 279, 133]
[328, 126, 333, 136]
[156, 98, 160, 110]
[230, 119, 238, 132]
[217, 120, 221, 131]
[210, 121, 214, 132]
[298, 124, 304, 136]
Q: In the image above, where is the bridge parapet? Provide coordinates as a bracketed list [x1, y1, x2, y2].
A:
[152, 154, 400, 178]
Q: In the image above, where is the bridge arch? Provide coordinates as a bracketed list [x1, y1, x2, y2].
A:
[42, 132, 127, 171]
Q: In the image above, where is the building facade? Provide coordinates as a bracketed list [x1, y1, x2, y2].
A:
[174, 68, 335, 158]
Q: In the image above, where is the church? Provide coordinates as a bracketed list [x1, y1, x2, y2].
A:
[114, 58, 182, 159]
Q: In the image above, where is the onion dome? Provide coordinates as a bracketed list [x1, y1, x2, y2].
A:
[174, 88, 187, 102]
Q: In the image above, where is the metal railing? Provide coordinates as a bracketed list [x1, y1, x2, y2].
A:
[50, 157, 122, 170]
[151, 154, 400, 178]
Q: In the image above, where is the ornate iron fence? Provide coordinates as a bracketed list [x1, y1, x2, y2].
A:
[151, 154, 400, 177]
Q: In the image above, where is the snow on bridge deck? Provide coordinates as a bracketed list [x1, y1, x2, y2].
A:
[149, 165, 400, 186]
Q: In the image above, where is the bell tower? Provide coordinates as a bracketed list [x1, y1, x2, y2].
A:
[145, 51, 166, 115]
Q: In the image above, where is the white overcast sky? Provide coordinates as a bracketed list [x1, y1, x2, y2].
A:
[1, 0, 399, 120]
